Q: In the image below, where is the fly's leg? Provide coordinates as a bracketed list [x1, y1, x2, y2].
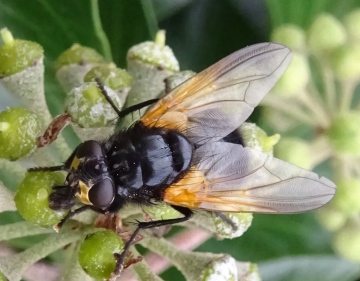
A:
[112, 206, 193, 277]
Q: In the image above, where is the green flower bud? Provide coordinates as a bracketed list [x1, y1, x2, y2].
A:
[164, 70, 196, 92]
[84, 64, 132, 103]
[237, 262, 261, 281]
[332, 178, 360, 215]
[274, 137, 313, 169]
[55, 44, 106, 93]
[142, 202, 181, 220]
[307, 14, 347, 54]
[331, 44, 360, 80]
[333, 223, 360, 261]
[0, 272, 6, 281]
[191, 211, 253, 239]
[65, 82, 122, 128]
[327, 111, 360, 156]
[84, 64, 132, 91]
[239, 122, 280, 154]
[142, 236, 237, 281]
[317, 206, 346, 231]
[0, 28, 43, 77]
[271, 24, 306, 51]
[127, 30, 179, 72]
[200, 255, 237, 281]
[14, 171, 66, 227]
[0, 107, 40, 160]
[344, 9, 360, 42]
[272, 52, 310, 96]
[54, 43, 105, 72]
[118, 30, 179, 129]
[78, 230, 125, 279]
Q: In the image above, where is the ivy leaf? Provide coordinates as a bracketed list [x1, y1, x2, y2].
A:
[259, 255, 360, 281]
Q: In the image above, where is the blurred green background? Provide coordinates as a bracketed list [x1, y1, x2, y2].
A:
[1, 0, 360, 280]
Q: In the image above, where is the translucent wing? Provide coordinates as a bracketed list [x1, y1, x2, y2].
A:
[141, 43, 292, 146]
[164, 142, 336, 213]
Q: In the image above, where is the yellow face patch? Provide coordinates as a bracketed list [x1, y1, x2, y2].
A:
[70, 156, 81, 170]
[75, 181, 92, 205]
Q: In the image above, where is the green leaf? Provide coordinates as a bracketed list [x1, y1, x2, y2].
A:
[198, 213, 333, 262]
[259, 255, 360, 281]
[98, 0, 158, 67]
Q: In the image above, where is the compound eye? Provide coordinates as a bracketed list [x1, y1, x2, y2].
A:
[76, 140, 104, 158]
[88, 178, 115, 208]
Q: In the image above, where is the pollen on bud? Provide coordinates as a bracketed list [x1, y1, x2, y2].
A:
[271, 24, 306, 52]
[274, 137, 313, 169]
[307, 14, 347, 54]
[239, 122, 280, 154]
[272, 52, 310, 96]
[332, 178, 360, 215]
[344, 9, 360, 42]
[327, 111, 360, 156]
[127, 30, 179, 72]
[65, 82, 122, 128]
[0, 107, 40, 160]
[333, 223, 360, 262]
[199, 255, 238, 281]
[331, 44, 360, 80]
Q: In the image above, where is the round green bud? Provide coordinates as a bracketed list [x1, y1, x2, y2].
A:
[239, 122, 280, 154]
[274, 137, 313, 169]
[327, 112, 360, 156]
[142, 202, 180, 220]
[272, 52, 310, 96]
[14, 171, 66, 227]
[0, 29, 43, 77]
[307, 14, 347, 54]
[0, 272, 6, 281]
[344, 9, 360, 42]
[78, 230, 125, 279]
[65, 82, 122, 128]
[0, 107, 40, 160]
[54, 44, 105, 72]
[271, 24, 306, 51]
[331, 44, 360, 80]
[127, 31, 179, 72]
[333, 224, 360, 261]
[317, 206, 346, 231]
[332, 178, 360, 215]
[84, 64, 132, 91]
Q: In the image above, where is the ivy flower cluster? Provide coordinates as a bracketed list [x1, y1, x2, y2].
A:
[266, 11, 360, 262]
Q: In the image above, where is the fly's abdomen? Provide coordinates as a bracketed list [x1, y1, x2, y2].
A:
[106, 122, 193, 196]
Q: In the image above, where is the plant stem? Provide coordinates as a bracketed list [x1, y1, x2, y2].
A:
[90, 0, 113, 61]
[340, 80, 356, 113]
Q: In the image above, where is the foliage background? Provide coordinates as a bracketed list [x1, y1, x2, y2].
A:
[1, 0, 360, 280]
